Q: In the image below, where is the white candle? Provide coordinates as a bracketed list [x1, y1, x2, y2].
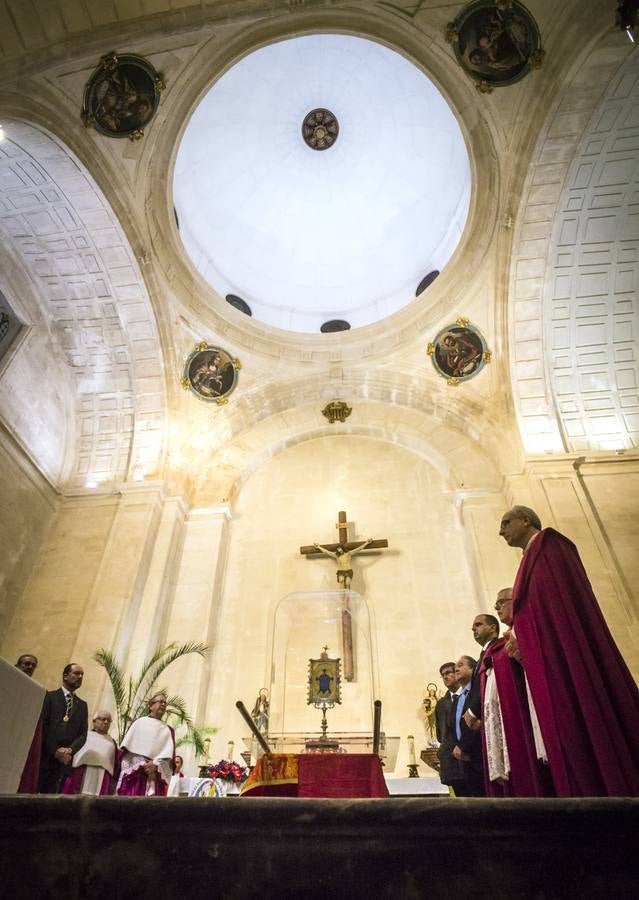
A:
[407, 735, 417, 766]
[227, 740, 234, 761]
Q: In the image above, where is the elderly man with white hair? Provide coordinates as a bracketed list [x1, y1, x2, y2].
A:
[117, 693, 175, 797]
[62, 710, 118, 795]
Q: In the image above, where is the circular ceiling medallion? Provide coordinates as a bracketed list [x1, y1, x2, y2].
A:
[302, 108, 339, 150]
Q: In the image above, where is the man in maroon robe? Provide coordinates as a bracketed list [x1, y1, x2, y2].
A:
[479, 588, 554, 797]
[499, 506, 639, 796]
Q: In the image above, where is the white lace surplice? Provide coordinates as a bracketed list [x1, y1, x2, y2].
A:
[524, 674, 548, 763]
[484, 668, 510, 783]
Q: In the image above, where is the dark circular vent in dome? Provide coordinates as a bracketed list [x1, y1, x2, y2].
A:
[416, 270, 440, 296]
[320, 319, 351, 333]
[226, 294, 252, 316]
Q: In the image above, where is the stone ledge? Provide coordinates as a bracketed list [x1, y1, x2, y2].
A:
[1, 796, 638, 899]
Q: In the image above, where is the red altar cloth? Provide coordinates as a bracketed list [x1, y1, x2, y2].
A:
[241, 753, 389, 798]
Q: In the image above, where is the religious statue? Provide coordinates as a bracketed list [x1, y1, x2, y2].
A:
[312, 540, 372, 590]
[250, 688, 269, 737]
[423, 683, 440, 741]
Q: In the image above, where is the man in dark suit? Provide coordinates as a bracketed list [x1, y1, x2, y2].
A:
[435, 661, 466, 793]
[464, 613, 500, 727]
[37, 663, 88, 793]
[451, 655, 484, 796]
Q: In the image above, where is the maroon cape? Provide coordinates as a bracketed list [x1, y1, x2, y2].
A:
[17, 710, 43, 793]
[480, 638, 554, 797]
[513, 528, 639, 796]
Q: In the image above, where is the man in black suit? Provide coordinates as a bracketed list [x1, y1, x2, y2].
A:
[435, 661, 466, 793]
[451, 655, 484, 796]
[464, 613, 500, 727]
[37, 663, 89, 793]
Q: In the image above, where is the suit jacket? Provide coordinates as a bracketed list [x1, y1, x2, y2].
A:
[38, 688, 88, 792]
[456, 683, 483, 771]
[466, 640, 498, 719]
[436, 691, 465, 785]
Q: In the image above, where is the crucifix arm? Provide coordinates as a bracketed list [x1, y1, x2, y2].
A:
[314, 543, 337, 559]
[351, 539, 373, 555]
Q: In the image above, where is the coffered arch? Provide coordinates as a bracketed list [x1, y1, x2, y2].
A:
[0, 119, 166, 489]
[509, 30, 638, 454]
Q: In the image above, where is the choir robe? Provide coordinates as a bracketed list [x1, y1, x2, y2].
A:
[480, 637, 553, 797]
[62, 730, 118, 795]
[513, 528, 639, 797]
[117, 716, 175, 797]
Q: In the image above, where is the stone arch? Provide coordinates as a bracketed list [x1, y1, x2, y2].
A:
[508, 30, 637, 454]
[170, 372, 506, 504]
[0, 119, 167, 489]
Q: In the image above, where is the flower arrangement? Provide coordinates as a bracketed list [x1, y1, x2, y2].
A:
[205, 759, 247, 783]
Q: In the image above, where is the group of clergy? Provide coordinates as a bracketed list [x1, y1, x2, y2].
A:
[16, 657, 182, 797]
[435, 506, 639, 798]
[16, 505, 639, 800]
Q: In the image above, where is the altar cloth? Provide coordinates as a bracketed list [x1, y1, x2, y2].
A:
[241, 753, 389, 798]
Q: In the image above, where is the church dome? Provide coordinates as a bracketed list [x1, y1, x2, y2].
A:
[173, 34, 471, 333]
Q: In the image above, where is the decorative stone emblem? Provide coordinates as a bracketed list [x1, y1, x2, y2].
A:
[81, 52, 165, 140]
[427, 318, 491, 386]
[322, 400, 352, 424]
[302, 109, 339, 150]
[181, 342, 241, 404]
[446, 1, 544, 94]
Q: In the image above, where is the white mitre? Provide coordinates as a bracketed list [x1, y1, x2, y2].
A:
[72, 731, 117, 775]
[121, 716, 174, 761]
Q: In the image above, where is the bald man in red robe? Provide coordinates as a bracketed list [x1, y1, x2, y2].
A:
[499, 506, 639, 796]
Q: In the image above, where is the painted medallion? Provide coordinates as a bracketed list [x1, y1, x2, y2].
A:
[82, 52, 164, 140]
[427, 318, 491, 385]
[446, 1, 544, 93]
[181, 342, 241, 404]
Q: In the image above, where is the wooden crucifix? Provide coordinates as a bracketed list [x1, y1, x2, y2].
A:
[300, 511, 388, 682]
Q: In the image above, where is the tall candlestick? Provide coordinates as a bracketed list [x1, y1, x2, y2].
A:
[407, 735, 417, 766]
[227, 740, 234, 761]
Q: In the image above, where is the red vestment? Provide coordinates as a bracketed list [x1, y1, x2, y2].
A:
[480, 638, 554, 797]
[513, 528, 639, 796]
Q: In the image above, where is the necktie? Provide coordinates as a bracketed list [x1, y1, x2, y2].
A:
[455, 688, 469, 741]
[63, 693, 74, 722]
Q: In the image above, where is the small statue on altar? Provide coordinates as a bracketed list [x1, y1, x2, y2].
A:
[251, 688, 270, 736]
[422, 683, 440, 741]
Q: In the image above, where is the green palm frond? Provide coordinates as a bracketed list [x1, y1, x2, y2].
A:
[93, 640, 210, 744]
[93, 648, 128, 741]
[128, 643, 176, 700]
[174, 723, 218, 757]
[134, 641, 209, 718]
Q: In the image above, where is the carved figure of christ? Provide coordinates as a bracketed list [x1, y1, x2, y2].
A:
[300, 511, 388, 681]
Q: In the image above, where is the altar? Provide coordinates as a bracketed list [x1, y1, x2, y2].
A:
[240, 752, 389, 798]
